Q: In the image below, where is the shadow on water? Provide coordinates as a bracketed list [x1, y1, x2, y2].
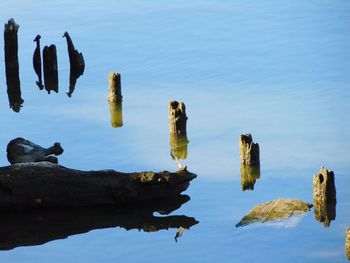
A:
[43, 44, 58, 94]
[240, 165, 261, 191]
[4, 18, 23, 112]
[0, 195, 198, 250]
[109, 100, 123, 128]
[314, 199, 336, 228]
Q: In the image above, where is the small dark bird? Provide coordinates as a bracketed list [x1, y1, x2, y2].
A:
[33, 34, 44, 89]
[63, 31, 85, 97]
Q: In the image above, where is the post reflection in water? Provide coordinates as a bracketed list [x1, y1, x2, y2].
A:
[109, 100, 123, 128]
[314, 199, 336, 228]
[0, 195, 198, 250]
[170, 133, 189, 160]
[240, 165, 261, 191]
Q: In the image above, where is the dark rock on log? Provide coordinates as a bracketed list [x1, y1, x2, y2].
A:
[346, 228, 350, 260]
[109, 100, 123, 128]
[313, 167, 337, 227]
[170, 133, 189, 160]
[169, 100, 187, 135]
[240, 165, 260, 191]
[33, 34, 44, 89]
[0, 162, 196, 210]
[0, 195, 198, 250]
[4, 18, 23, 112]
[43, 44, 59, 94]
[108, 72, 122, 102]
[7, 137, 63, 164]
[239, 134, 260, 166]
[63, 32, 85, 97]
[236, 198, 312, 227]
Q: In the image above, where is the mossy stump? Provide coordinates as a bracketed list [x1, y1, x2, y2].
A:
[239, 134, 260, 166]
[108, 72, 122, 102]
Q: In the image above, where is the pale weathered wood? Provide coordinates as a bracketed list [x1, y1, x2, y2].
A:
[0, 162, 196, 210]
[239, 134, 260, 166]
[313, 167, 337, 228]
[169, 100, 187, 134]
[108, 72, 122, 102]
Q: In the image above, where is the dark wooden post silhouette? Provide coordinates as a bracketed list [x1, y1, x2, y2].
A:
[169, 101, 187, 135]
[33, 34, 44, 89]
[4, 18, 23, 112]
[108, 72, 122, 102]
[43, 45, 58, 94]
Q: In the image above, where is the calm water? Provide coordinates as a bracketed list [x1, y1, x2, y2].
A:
[1, 1, 350, 262]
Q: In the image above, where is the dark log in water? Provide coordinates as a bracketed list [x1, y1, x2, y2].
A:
[63, 32, 85, 97]
[109, 100, 123, 128]
[169, 100, 187, 135]
[4, 18, 23, 112]
[0, 195, 198, 250]
[108, 72, 122, 102]
[43, 44, 59, 93]
[313, 167, 336, 227]
[0, 162, 196, 210]
[33, 34, 44, 89]
[239, 134, 260, 166]
[240, 165, 260, 191]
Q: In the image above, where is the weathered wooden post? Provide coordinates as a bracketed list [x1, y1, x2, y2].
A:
[313, 167, 337, 227]
[108, 72, 122, 102]
[109, 101, 123, 128]
[239, 134, 260, 166]
[240, 165, 260, 191]
[169, 100, 187, 135]
[4, 18, 23, 112]
[43, 45, 58, 94]
[346, 228, 350, 260]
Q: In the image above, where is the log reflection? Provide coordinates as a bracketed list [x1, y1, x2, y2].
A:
[170, 133, 189, 160]
[314, 199, 336, 228]
[0, 195, 198, 250]
[240, 165, 260, 191]
[109, 100, 123, 128]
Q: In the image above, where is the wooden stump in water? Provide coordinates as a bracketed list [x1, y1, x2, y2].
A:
[313, 167, 337, 227]
[346, 228, 350, 260]
[240, 165, 260, 191]
[169, 101, 187, 135]
[4, 18, 23, 112]
[108, 72, 122, 102]
[239, 134, 260, 166]
[170, 133, 189, 160]
[109, 100, 123, 128]
[43, 45, 58, 94]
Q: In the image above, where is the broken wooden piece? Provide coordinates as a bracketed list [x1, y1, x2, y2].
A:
[43, 44, 59, 93]
[4, 18, 23, 112]
[108, 72, 122, 102]
[169, 100, 187, 135]
[0, 162, 196, 210]
[6, 137, 64, 164]
[313, 167, 337, 227]
[239, 134, 260, 166]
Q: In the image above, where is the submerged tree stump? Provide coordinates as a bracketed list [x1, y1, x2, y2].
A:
[169, 101, 187, 135]
[313, 167, 337, 227]
[109, 100, 123, 128]
[239, 134, 260, 166]
[4, 18, 23, 112]
[108, 72, 122, 102]
[43, 45, 59, 94]
[346, 228, 350, 260]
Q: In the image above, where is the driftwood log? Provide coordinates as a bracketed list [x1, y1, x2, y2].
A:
[239, 134, 260, 166]
[0, 162, 196, 210]
[0, 194, 198, 250]
[43, 44, 59, 94]
[108, 72, 122, 102]
[4, 18, 23, 112]
[313, 167, 336, 227]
